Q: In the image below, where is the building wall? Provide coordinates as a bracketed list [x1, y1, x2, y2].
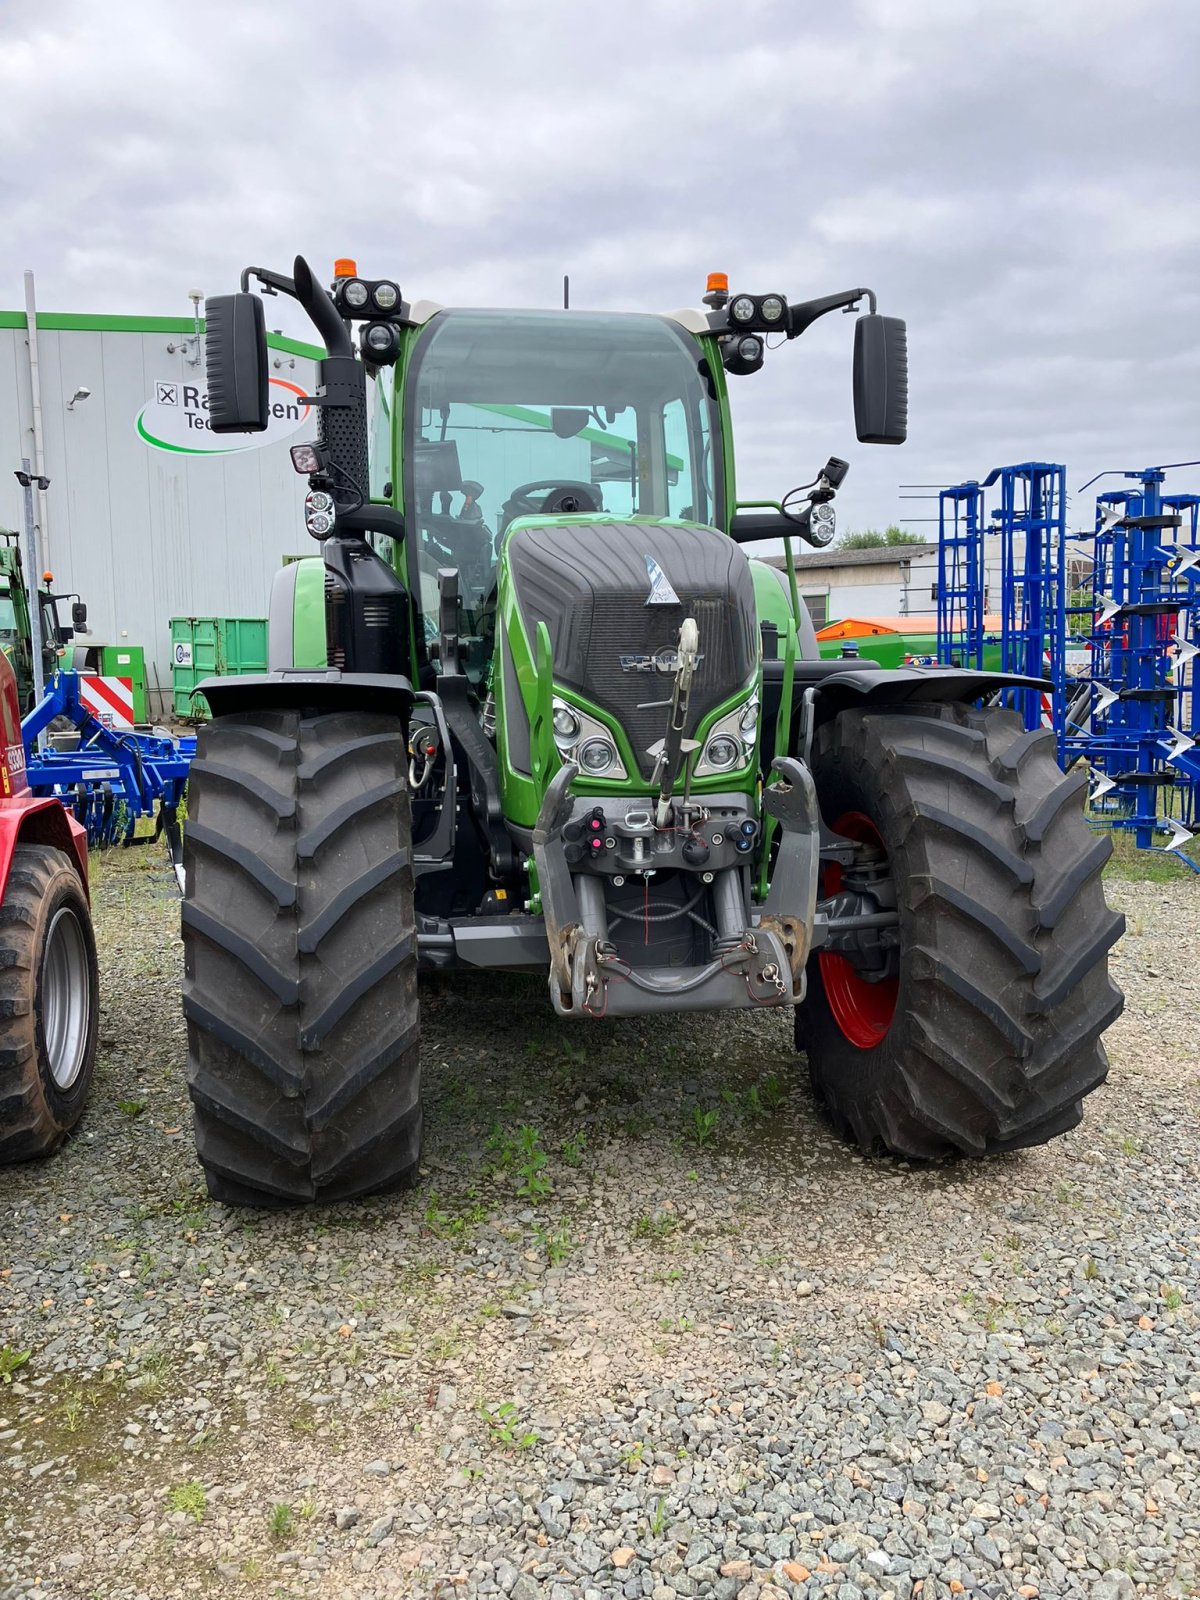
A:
[0, 312, 321, 713]
[788, 548, 942, 628]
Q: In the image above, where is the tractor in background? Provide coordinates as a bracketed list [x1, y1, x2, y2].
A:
[0, 529, 90, 711]
[180, 256, 1123, 1206]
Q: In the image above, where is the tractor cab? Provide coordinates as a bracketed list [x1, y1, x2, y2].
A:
[400, 308, 722, 688]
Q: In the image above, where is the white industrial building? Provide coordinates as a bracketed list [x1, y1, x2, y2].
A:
[1, 291, 321, 710]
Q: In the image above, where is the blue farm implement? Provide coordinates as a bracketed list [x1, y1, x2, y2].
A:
[21, 671, 194, 880]
[931, 458, 1199, 869]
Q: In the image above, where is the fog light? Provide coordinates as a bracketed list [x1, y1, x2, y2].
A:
[342, 279, 369, 309]
[760, 295, 785, 322]
[579, 737, 617, 775]
[372, 280, 400, 311]
[730, 295, 756, 323]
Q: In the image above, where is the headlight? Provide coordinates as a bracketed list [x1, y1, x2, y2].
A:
[579, 737, 617, 774]
[549, 699, 628, 779]
[304, 490, 335, 538]
[703, 734, 740, 771]
[694, 697, 758, 777]
[552, 698, 581, 746]
[342, 279, 369, 310]
[760, 295, 785, 322]
[807, 503, 837, 547]
[730, 295, 756, 323]
[736, 335, 763, 363]
[372, 281, 400, 311]
[363, 321, 397, 355]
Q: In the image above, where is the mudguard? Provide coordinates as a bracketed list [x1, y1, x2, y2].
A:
[197, 670, 413, 720]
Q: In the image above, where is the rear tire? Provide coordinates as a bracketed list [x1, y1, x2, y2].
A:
[796, 704, 1123, 1158]
[183, 709, 421, 1205]
[0, 844, 99, 1163]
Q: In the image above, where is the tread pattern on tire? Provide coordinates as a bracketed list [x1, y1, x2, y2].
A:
[798, 703, 1124, 1159]
[183, 710, 421, 1204]
[0, 844, 99, 1163]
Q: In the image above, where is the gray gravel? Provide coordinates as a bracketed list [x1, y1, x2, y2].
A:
[1, 851, 1197, 1600]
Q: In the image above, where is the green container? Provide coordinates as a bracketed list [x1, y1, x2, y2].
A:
[97, 645, 148, 723]
[170, 616, 268, 719]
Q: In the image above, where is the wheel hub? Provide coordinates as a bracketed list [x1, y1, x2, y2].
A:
[42, 906, 92, 1091]
[817, 811, 899, 1050]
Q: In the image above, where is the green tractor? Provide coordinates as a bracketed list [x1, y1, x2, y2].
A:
[183, 257, 1123, 1205]
[0, 531, 87, 711]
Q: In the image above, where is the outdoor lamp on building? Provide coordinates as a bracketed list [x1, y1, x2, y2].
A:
[66, 387, 90, 411]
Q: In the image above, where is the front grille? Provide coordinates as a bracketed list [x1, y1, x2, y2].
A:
[505, 521, 758, 782]
[585, 594, 746, 776]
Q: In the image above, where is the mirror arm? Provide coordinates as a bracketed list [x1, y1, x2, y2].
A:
[240, 265, 298, 298]
[786, 286, 876, 339]
[237, 259, 354, 360]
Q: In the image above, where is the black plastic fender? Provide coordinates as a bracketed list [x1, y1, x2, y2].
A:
[197, 670, 414, 721]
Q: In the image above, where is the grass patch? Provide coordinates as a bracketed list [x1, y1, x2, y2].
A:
[168, 1480, 207, 1522]
[1102, 826, 1200, 882]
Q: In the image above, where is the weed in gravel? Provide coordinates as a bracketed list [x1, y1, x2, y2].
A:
[691, 1106, 720, 1146]
[167, 1480, 207, 1522]
[649, 1496, 668, 1536]
[133, 1347, 171, 1399]
[533, 1222, 572, 1265]
[658, 1313, 695, 1334]
[486, 1122, 553, 1198]
[560, 1129, 587, 1167]
[478, 1399, 537, 1451]
[0, 1344, 30, 1382]
[1084, 1255, 1100, 1280]
[116, 1098, 147, 1117]
[1163, 1285, 1183, 1310]
[268, 1502, 295, 1542]
[634, 1213, 680, 1243]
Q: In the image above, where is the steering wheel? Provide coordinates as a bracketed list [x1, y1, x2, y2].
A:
[501, 479, 603, 530]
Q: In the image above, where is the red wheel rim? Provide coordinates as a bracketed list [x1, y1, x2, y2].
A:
[818, 810, 898, 1050]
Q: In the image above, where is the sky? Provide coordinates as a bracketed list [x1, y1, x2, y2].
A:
[4, 0, 1199, 536]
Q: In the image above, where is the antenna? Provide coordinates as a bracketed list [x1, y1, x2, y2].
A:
[563, 274, 570, 310]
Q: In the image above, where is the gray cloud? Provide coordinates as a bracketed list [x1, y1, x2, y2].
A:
[5, 0, 1198, 530]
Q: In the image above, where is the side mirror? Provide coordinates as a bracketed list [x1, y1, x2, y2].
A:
[205, 292, 270, 432]
[852, 314, 908, 445]
[71, 601, 88, 633]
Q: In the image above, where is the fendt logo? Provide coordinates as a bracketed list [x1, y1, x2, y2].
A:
[619, 647, 704, 674]
[137, 378, 312, 456]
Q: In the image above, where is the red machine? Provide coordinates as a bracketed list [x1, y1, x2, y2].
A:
[0, 648, 98, 1162]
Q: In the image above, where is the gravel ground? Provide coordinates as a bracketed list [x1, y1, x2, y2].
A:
[1, 847, 1198, 1600]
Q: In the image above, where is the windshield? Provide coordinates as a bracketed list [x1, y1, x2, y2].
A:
[402, 309, 720, 677]
[0, 594, 16, 644]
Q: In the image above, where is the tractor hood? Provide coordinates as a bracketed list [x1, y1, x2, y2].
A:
[503, 520, 758, 781]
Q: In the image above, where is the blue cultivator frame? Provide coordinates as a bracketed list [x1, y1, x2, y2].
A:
[1062, 465, 1200, 867]
[935, 459, 1199, 869]
[21, 672, 195, 882]
[936, 482, 985, 670]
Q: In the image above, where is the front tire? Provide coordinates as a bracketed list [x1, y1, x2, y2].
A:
[797, 704, 1123, 1158]
[0, 844, 99, 1163]
[183, 709, 421, 1205]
